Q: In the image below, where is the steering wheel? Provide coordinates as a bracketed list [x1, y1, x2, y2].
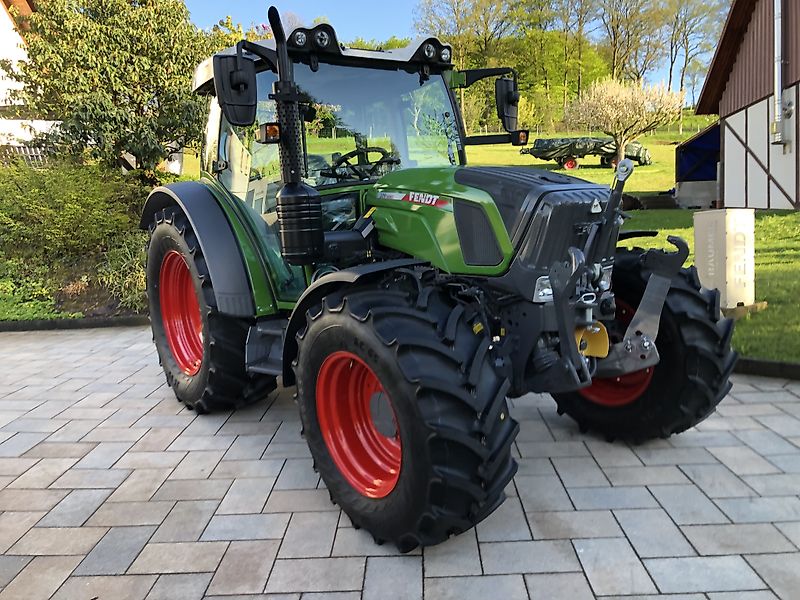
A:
[322, 146, 399, 181]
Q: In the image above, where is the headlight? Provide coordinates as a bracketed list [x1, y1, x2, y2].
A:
[314, 30, 330, 48]
[422, 43, 436, 60]
[533, 276, 553, 303]
[441, 47, 452, 62]
[293, 31, 307, 46]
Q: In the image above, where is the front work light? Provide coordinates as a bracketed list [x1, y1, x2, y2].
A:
[293, 31, 307, 46]
[441, 47, 452, 62]
[315, 30, 331, 48]
[422, 43, 436, 60]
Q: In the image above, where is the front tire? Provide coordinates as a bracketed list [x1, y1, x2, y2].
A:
[294, 272, 518, 552]
[147, 206, 276, 413]
[552, 248, 737, 440]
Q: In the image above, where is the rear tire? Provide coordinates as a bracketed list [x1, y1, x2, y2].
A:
[294, 271, 518, 552]
[552, 248, 737, 440]
[147, 206, 276, 413]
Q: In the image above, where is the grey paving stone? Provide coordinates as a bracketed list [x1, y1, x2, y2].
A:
[152, 478, 232, 501]
[363, 556, 422, 600]
[746, 553, 800, 600]
[717, 496, 800, 523]
[0, 555, 81, 600]
[680, 464, 758, 498]
[273, 458, 320, 490]
[8, 525, 107, 556]
[201, 513, 291, 541]
[332, 526, 420, 557]
[74, 525, 156, 575]
[528, 509, 622, 540]
[603, 465, 689, 486]
[264, 489, 340, 512]
[0, 432, 48, 457]
[615, 508, 695, 558]
[744, 472, 800, 495]
[669, 430, 743, 448]
[278, 511, 339, 558]
[569, 486, 658, 510]
[476, 496, 531, 541]
[0, 556, 31, 588]
[525, 573, 594, 600]
[151, 499, 218, 542]
[634, 447, 717, 465]
[645, 555, 765, 593]
[775, 521, 800, 548]
[223, 435, 272, 460]
[0, 457, 38, 476]
[211, 458, 284, 479]
[73, 441, 134, 469]
[423, 530, 481, 577]
[757, 414, 800, 437]
[709, 446, 781, 475]
[217, 477, 275, 514]
[0, 511, 46, 553]
[50, 574, 157, 600]
[207, 540, 279, 595]
[0, 488, 67, 511]
[573, 538, 656, 595]
[517, 441, 589, 458]
[767, 453, 800, 472]
[131, 428, 183, 453]
[552, 456, 609, 487]
[51, 467, 131, 489]
[107, 468, 172, 502]
[707, 592, 779, 600]
[424, 574, 528, 600]
[7, 457, 77, 489]
[169, 450, 225, 479]
[515, 457, 556, 476]
[682, 523, 796, 555]
[516, 474, 573, 512]
[23, 441, 96, 459]
[145, 573, 213, 600]
[86, 500, 175, 526]
[649, 484, 729, 525]
[168, 434, 236, 452]
[128, 541, 228, 574]
[481, 539, 580, 574]
[265, 557, 365, 593]
[115, 451, 187, 469]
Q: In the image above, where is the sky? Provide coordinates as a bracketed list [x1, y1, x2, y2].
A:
[183, 0, 419, 42]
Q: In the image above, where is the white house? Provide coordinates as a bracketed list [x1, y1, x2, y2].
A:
[696, 0, 799, 210]
[1, 0, 53, 149]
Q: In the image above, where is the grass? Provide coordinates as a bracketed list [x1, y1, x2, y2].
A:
[617, 210, 800, 363]
[466, 131, 689, 198]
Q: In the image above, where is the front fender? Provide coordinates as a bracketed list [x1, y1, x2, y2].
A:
[141, 181, 254, 318]
[281, 258, 423, 385]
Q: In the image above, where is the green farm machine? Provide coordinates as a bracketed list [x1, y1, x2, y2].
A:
[142, 7, 736, 551]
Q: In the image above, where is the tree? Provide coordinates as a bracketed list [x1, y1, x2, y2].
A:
[568, 78, 683, 162]
[2, 0, 209, 172]
[597, 0, 664, 81]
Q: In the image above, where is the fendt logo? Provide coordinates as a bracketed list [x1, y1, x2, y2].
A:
[377, 190, 450, 208]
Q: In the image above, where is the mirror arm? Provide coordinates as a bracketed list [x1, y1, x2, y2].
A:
[457, 67, 516, 88]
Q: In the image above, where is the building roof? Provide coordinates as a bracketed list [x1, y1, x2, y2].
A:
[696, 0, 757, 115]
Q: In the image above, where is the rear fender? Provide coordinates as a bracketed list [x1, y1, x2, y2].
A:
[141, 181, 255, 318]
[281, 258, 423, 385]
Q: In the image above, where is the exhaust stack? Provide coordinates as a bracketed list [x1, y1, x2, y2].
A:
[771, 0, 787, 145]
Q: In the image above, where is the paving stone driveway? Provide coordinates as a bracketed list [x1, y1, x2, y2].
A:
[0, 326, 799, 599]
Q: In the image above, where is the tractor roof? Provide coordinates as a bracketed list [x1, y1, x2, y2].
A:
[193, 25, 453, 94]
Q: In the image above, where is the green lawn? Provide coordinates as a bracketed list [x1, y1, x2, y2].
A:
[618, 210, 800, 363]
[466, 131, 687, 198]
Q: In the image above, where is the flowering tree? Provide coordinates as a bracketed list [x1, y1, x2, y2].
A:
[567, 78, 683, 162]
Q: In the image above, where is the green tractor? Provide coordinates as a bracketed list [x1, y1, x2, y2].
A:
[142, 7, 736, 552]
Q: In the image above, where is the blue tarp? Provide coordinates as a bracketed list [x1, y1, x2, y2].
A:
[675, 122, 720, 182]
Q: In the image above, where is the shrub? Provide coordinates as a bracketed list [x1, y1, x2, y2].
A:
[97, 231, 148, 312]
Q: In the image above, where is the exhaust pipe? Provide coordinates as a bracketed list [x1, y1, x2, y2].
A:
[771, 0, 786, 145]
[268, 6, 324, 265]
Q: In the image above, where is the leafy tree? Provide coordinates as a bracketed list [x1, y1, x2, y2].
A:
[1, 0, 209, 172]
[567, 78, 683, 162]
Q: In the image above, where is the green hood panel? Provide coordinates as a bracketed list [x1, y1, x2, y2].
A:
[367, 167, 514, 275]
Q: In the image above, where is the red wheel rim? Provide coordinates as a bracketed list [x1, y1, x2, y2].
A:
[579, 298, 654, 407]
[316, 351, 401, 498]
[159, 250, 204, 376]
[564, 158, 578, 170]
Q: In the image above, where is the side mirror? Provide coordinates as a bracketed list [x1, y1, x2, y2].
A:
[495, 76, 519, 132]
[213, 54, 257, 127]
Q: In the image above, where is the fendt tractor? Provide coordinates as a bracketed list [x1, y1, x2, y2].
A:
[142, 7, 736, 551]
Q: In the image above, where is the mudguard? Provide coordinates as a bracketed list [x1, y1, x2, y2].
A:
[281, 258, 424, 385]
[141, 181, 255, 318]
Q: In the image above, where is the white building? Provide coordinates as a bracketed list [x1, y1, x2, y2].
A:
[696, 0, 799, 210]
[1, 0, 53, 149]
